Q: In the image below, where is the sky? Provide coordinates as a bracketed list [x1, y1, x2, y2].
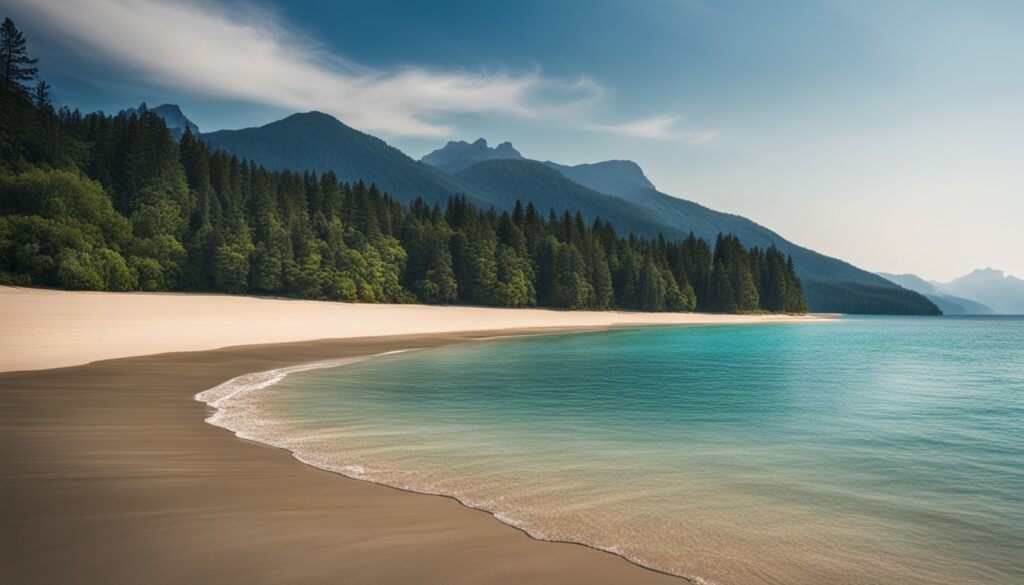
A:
[5, 0, 1022, 281]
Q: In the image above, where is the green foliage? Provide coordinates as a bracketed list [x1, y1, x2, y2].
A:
[803, 281, 939, 315]
[0, 54, 808, 314]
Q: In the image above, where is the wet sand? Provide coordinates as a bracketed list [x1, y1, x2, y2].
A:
[1, 330, 702, 584]
[1, 287, 826, 584]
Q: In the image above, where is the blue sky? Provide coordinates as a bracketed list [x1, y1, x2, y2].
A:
[6, 0, 1023, 280]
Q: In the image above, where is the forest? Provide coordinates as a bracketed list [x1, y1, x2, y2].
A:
[0, 18, 806, 314]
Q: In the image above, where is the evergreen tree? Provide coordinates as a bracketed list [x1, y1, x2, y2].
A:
[33, 79, 50, 110]
[0, 18, 37, 95]
[0, 66, 808, 314]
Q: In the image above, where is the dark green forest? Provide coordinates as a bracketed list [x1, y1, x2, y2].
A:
[0, 19, 806, 313]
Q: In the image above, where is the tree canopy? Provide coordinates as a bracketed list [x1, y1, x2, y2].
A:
[0, 17, 807, 314]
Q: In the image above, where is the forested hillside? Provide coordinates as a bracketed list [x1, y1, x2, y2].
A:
[421, 136, 940, 316]
[0, 19, 806, 314]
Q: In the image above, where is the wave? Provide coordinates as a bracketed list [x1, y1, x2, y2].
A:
[194, 350, 714, 585]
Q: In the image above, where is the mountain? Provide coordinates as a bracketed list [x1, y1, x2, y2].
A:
[877, 273, 995, 315]
[455, 159, 678, 238]
[421, 138, 523, 172]
[939, 269, 1024, 314]
[543, 160, 655, 197]
[202, 112, 464, 206]
[189, 109, 936, 314]
[877, 268, 1024, 315]
[535, 158, 935, 314]
[125, 103, 199, 141]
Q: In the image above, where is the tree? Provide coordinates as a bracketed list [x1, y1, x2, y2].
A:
[1, 18, 38, 94]
[33, 79, 50, 110]
[0, 76, 810, 314]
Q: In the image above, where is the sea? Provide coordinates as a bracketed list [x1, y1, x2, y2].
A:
[198, 316, 1024, 585]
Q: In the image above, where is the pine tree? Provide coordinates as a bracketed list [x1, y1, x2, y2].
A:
[0, 77, 810, 313]
[33, 79, 50, 110]
[1, 18, 38, 95]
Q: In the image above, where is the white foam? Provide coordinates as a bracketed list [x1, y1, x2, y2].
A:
[195, 351, 408, 427]
[194, 348, 715, 585]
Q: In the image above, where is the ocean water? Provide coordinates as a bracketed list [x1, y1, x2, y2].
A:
[199, 317, 1024, 585]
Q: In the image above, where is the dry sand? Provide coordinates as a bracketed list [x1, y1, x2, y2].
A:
[0, 286, 821, 372]
[1, 286, 826, 584]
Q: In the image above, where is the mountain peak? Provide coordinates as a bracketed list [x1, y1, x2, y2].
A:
[965, 267, 1005, 279]
[126, 102, 200, 140]
[939, 267, 1024, 314]
[543, 159, 655, 197]
[421, 137, 523, 172]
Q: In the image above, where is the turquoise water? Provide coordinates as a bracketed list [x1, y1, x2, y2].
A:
[224, 317, 1024, 584]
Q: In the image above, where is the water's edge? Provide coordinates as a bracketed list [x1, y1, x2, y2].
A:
[193, 335, 712, 585]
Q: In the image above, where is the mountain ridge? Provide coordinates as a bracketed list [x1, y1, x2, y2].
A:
[877, 272, 995, 315]
[878, 269, 1024, 314]
[203, 111, 465, 206]
[421, 138, 524, 172]
[185, 108, 937, 314]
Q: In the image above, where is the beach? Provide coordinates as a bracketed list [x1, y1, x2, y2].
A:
[1, 286, 822, 584]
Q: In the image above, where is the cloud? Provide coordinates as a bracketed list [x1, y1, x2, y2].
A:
[9, 0, 704, 140]
[585, 115, 717, 143]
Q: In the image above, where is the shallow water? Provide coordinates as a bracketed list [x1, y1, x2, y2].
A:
[204, 317, 1024, 585]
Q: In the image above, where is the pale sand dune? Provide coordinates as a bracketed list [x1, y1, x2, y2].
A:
[0, 286, 823, 372]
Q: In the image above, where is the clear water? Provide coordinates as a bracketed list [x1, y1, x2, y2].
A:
[209, 317, 1024, 585]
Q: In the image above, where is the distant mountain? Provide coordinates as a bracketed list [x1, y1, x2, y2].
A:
[203, 112, 464, 206]
[543, 160, 655, 197]
[125, 103, 199, 141]
[187, 108, 936, 314]
[877, 272, 995, 315]
[455, 159, 676, 237]
[535, 160, 934, 314]
[421, 138, 523, 172]
[877, 268, 1024, 315]
[939, 269, 1024, 314]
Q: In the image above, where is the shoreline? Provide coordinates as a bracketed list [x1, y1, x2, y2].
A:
[0, 286, 827, 373]
[2, 288, 829, 584]
[3, 330, 697, 585]
[196, 327, 760, 584]
[194, 333, 711, 584]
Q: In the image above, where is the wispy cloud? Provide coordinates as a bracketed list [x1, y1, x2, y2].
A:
[585, 114, 717, 143]
[10, 0, 707, 140]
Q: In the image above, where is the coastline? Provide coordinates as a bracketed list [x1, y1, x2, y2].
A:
[2, 330, 698, 585]
[0, 286, 826, 372]
[2, 288, 828, 584]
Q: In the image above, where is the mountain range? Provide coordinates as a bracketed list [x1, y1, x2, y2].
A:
[420, 138, 523, 172]
[144, 104, 939, 315]
[878, 269, 1024, 314]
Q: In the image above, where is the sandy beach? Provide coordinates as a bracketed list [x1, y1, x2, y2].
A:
[1, 286, 824, 584]
[0, 286, 822, 373]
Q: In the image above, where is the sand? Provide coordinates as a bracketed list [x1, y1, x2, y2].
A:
[0, 286, 822, 373]
[1, 287, 826, 584]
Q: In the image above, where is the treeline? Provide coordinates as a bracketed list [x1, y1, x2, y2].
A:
[803, 281, 939, 316]
[0, 18, 806, 313]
